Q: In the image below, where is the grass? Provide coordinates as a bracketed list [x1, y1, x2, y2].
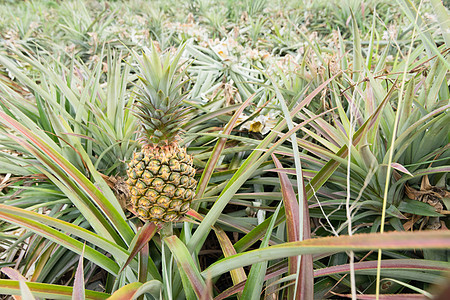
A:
[0, 0, 449, 299]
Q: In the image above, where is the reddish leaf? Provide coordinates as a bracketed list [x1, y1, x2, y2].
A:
[119, 222, 157, 274]
[315, 259, 450, 277]
[1, 267, 27, 281]
[0, 111, 134, 243]
[434, 277, 450, 300]
[272, 155, 300, 243]
[297, 180, 313, 300]
[272, 154, 300, 299]
[331, 293, 426, 299]
[391, 163, 413, 176]
[1, 268, 34, 300]
[203, 230, 450, 279]
[186, 209, 204, 222]
[73, 244, 86, 300]
[272, 154, 313, 299]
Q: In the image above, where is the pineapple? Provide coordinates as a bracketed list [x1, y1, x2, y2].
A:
[126, 43, 197, 223]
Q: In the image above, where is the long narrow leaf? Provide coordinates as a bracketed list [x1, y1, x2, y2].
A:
[203, 230, 450, 278]
[233, 83, 394, 254]
[165, 235, 210, 300]
[0, 111, 134, 244]
[195, 94, 255, 202]
[73, 245, 85, 300]
[107, 282, 143, 300]
[0, 280, 109, 300]
[241, 203, 282, 299]
[0, 204, 129, 262]
[119, 222, 157, 274]
[188, 75, 339, 253]
[214, 227, 247, 290]
[0, 210, 120, 275]
[314, 259, 450, 278]
[272, 154, 301, 299]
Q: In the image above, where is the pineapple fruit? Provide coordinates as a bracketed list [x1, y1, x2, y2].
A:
[126, 43, 197, 223]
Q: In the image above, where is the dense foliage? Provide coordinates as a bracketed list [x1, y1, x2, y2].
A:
[0, 0, 449, 299]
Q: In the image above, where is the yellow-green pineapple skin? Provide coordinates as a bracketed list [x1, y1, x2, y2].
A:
[126, 145, 197, 222]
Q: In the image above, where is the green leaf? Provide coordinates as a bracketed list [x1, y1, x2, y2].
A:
[0, 280, 109, 300]
[430, 0, 450, 48]
[234, 81, 395, 254]
[0, 209, 120, 275]
[241, 202, 281, 300]
[396, 0, 450, 69]
[195, 94, 255, 204]
[0, 111, 133, 245]
[0, 204, 129, 263]
[165, 235, 210, 300]
[203, 230, 450, 278]
[382, 278, 432, 298]
[19, 279, 36, 300]
[351, 8, 362, 83]
[188, 74, 339, 254]
[398, 199, 443, 217]
[133, 280, 163, 299]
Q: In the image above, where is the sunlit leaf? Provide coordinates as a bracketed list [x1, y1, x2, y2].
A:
[203, 230, 450, 278]
[165, 235, 210, 300]
[0, 280, 108, 300]
[119, 222, 157, 274]
[72, 245, 85, 300]
[107, 282, 142, 300]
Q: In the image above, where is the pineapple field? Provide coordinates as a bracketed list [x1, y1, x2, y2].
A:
[0, 0, 450, 299]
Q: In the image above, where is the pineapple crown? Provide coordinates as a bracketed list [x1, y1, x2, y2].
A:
[133, 42, 192, 146]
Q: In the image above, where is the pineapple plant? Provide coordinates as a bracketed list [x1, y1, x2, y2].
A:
[126, 43, 197, 223]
